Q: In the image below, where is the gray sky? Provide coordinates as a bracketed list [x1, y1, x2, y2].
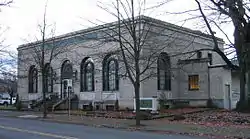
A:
[0, 0, 234, 53]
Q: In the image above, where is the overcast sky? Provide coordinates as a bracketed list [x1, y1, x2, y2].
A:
[0, 0, 233, 53]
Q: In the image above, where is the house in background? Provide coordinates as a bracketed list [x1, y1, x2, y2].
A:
[17, 16, 240, 111]
[0, 78, 9, 92]
[0, 78, 17, 101]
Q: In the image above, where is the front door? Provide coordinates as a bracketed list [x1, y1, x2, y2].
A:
[62, 80, 68, 98]
[61, 60, 73, 99]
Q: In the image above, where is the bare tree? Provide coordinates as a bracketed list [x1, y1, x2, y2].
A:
[90, 0, 167, 126]
[88, 0, 223, 126]
[18, 2, 69, 118]
[184, 0, 249, 110]
[155, 0, 249, 110]
[1, 72, 17, 104]
[0, 0, 13, 76]
[199, 0, 250, 110]
[95, 0, 171, 126]
[0, 0, 16, 87]
[0, 0, 12, 7]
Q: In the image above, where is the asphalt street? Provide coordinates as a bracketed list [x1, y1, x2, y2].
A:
[0, 114, 206, 139]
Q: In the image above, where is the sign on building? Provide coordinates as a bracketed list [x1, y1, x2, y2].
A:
[133, 97, 158, 113]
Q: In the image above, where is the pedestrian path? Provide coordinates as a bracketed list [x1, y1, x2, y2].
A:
[18, 114, 39, 118]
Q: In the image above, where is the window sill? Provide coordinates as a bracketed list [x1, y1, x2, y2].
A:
[157, 90, 171, 91]
[188, 89, 199, 91]
[80, 91, 95, 93]
[102, 91, 119, 93]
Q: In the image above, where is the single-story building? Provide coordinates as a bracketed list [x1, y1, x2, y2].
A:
[17, 16, 240, 110]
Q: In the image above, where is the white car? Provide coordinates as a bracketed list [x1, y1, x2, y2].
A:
[0, 92, 11, 106]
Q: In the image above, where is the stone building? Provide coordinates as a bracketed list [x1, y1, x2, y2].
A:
[17, 16, 240, 110]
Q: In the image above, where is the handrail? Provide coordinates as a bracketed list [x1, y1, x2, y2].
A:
[52, 94, 75, 112]
[36, 93, 51, 101]
[31, 93, 53, 107]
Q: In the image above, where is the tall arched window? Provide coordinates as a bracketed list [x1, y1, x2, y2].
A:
[103, 55, 119, 91]
[45, 63, 53, 93]
[157, 52, 171, 91]
[28, 66, 38, 93]
[60, 60, 73, 98]
[80, 58, 94, 92]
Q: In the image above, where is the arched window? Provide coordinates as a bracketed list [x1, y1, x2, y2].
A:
[45, 63, 53, 93]
[103, 55, 119, 91]
[28, 66, 38, 93]
[157, 52, 171, 91]
[60, 60, 73, 98]
[80, 58, 94, 92]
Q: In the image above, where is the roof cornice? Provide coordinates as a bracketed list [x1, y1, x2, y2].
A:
[17, 15, 224, 50]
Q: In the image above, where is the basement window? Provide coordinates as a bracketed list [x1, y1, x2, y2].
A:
[197, 51, 202, 59]
[208, 53, 212, 65]
[188, 75, 199, 90]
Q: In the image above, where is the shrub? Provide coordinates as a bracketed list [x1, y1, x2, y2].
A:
[158, 93, 167, 110]
[206, 99, 220, 109]
[139, 111, 152, 120]
[114, 99, 119, 111]
[15, 101, 23, 111]
[88, 102, 93, 111]
[14, 94, 19, 107]
[236, 101, 250, 112]
[125, 107, 130, 112]
[171, 100, 190, 109]
[207, 99, 214, 108]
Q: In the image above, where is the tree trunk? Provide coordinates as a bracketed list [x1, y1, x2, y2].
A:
[42, 40, 46, 118]
[247, 71, 250, 102]
[240, 66, 246, 102]
[233, 23, 247, 111]
[42, 70, 47, 118]
[10, 96, 12, 105]
[134, 81, 140, 126]
[237, 60, 247, 111]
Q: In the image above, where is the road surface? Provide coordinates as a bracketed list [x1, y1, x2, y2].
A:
[0, 116, 205, 139]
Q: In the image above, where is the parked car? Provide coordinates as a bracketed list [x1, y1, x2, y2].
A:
[0, 92, 11, 106]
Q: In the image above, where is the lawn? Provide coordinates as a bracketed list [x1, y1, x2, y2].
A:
[155, 109, 250, 128]
[0, 105, 16, 110]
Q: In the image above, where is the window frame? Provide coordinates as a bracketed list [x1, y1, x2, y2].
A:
[157, 53, 171, 91]
[44, 64, 53, 93]
[102, 56, 119, 91]
[197, 51, 202, 59]
[28, 66, 38, 93]
[83, 61, 95, 91]
[208, 53, 212, 65]
[80, 59, 95, 92]
[107, 59, 117, 91]
[188, 75, 199, 91]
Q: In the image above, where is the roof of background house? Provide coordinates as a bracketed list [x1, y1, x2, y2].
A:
[18, 15, 224, 50]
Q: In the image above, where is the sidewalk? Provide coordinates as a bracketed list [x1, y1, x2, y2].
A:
[40, 114, 250, 139]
